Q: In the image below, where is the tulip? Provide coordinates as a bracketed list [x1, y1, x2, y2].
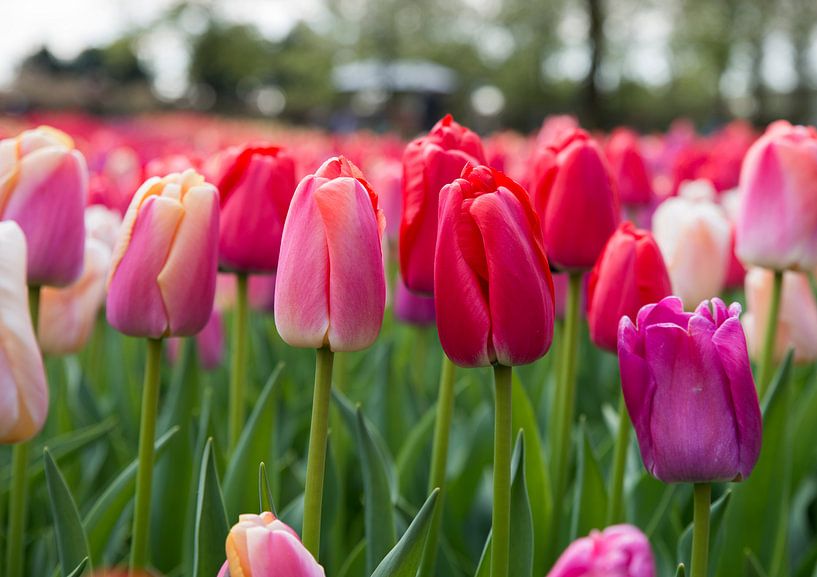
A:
[107, 169, 220, 339]
[0, 221, 48, 443]
[0, 126, 87, 286]
[618, 296, 762, 483]
[605, 129, 654, 206]
[394, 275, 435, 325]
[400, 114, 485, 294]
[736, 120, 817, 271]
[248, 274, 276, 314]
[217, 512, 325, 577]
[587, 222, 672, 353]
[85, 204, 123, 252]
[217, 144, 297, 272]
[167, 309, 225, 371]
[38, 239, 111, 356]
[528, 128, 619, 271]
[275, 156, 386, 352]
[547, 525, 656, 577]
[652, 180, 731, 309]
[435, 164, 554, 367]
[743, 268, 817, 365]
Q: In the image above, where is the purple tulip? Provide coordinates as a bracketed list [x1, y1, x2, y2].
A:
[547, 524, 656, 577]
[618, 296, 762, 483]
[394, 275, 435, 326]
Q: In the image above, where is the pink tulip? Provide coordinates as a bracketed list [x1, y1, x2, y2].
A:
[107, 169, 220, 338]
[218, 512, 325, 577]
[249, 274, 276, 313]
[394, 275, 435, 325]
[743, 268, 817, 364]
[0, 126, 87, 286]
[435, 164, 554, 367]
[275, 156, 386, 352]
[38, 239, 110, 356]
[605, 128, 654, 206]
[85, 205, 123, 252]
[736, 120, 817, 271]
[167, 309, 225, 371]
[0, 221, 48, 443]
[547, 525, 656, 577]
[652, 180, 731, 309]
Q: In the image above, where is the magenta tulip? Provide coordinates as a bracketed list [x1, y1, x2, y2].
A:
[394, 275, 435, 325]
[547, 525, 656, 577]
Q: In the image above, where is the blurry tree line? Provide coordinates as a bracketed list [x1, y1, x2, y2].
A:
[7, 0, 817, 132]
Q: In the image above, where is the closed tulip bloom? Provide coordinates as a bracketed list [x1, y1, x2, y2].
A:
[85, 205, 123, 252]
[652, 180, 730, 309]
[167, 309, 225, 370]
[400, 114, 485, 293]
[218, 512, 325, 577]
[736, 120, 817, 271]
[606, 129, 654, 206]
[38, 239, 110, 356]
[217, 144, 297, 272]
[394, 275, 435, 325]
[0, 126, 87, 286]
[248, 274, 276, 314]
[0, 221, 48, 443]
[587, 222, 671, 352]
[743, 268, 817, 364]
[435, 164, 555, 367]
[107, 169, 220, 338]
[619, 296, 762, 483]
[275, 156, 386, 352]
[547, 525, 656, 577]
[528, 128, 620, 270]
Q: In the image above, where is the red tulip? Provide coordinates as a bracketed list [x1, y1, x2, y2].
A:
[605, 129, 654, 206]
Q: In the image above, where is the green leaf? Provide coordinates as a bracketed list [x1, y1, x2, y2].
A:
[44, 449, 92, 577]
[66, 558, 88, 577]
[511, 375, 551, 577]
[509, 431, 533, 577]
[676, 563, 686, 577]
[223, 364, 284, 517]
[258, 462, 276, 515]
[761, 349, 794, 416]
[193, 439, 230, 577]
[677, 490, 732, 567]
[395, 400, 437, 487]
[84, 426, 179, 562]
[356, 406, 398, 574]
[474, 530, 491, 577]
[569, 419, 608, 540]
[370, 489, 440, 577]
[338, 539, 367, 577]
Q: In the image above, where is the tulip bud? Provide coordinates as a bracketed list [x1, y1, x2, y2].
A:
[587, 222, 671, 352]
[435, 164, 555, 367]
[0, 221, 48, 443]
[249, 274, 276, 314]
[107, 169, 220, 339]
[400, 114, 485, 294]
[742, 268, 817, 364]
[736, 120, 817, 271]
[547, 525, 656, 577]
[38, 239, 110, 355]
[652, 180, 731, 309]
[218, 512, 325, 577]
[394, 275, 435, 325]
[275, 156, 386, 352]
[85, 205, 123, 252]
[216, 145, 297, 273]
[0, 126, 87, 286]
[167, 309, 225, 371]
[618, 296, 762, 483]
[605, 129, 654, 206]
[528, 128, 620, 270]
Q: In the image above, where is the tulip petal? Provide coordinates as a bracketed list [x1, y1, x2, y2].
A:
[248, 530, 325, 577]
[314, 177, 385, 351]
[618, 316, 655, 473]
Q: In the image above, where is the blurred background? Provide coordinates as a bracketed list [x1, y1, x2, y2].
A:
[2, 0, 817, 134]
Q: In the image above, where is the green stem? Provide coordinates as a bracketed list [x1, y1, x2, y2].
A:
[417, 355, 456, 577]
[5, 287, 42, 577]
[228, 272, 249, 453]
[129, 338, 163, 573]
[491, 364, 513, 577]
[757, 269, 783, 398]
[606, 393, 630, 525]
[691, 483, 711, 577]
[302, 346, 335, 558]
[5, 442, 29, 577]
[551, 272, 582, 532]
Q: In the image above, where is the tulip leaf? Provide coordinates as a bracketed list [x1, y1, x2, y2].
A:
[44, 449, 92, 577]
[395, 400, 438, 488]
[356, 406, 398, 573]
[258, 462, 276, 515]
[223, 363, 284, 517]
[338, 539, 367, 577]
[511, 374, 551, 577]
[474, 530, 491, 577]
[677, 489, 732, 568]
[369, 488, 439, 577]
[66, 558, 88, 577]
[193, 439, 230, 577]
[761, 348, 794, 416]
[569, 419, 608, 541]
[84, 426, 179, 562]
[675, 563, 686, 577]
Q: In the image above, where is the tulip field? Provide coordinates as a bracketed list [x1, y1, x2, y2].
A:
[2, 111, 817, 577]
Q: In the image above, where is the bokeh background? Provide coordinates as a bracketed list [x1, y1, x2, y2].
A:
[3, 0, 817, 134]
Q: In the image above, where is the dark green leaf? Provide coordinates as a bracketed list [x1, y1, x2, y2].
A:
[193, 439, 230, 577]
[44, 449, 92, 577]
[676, 563, 686, 577]
[569, 419, 608, 540]
[509, 431, 533, 577]
[258, 462, 276, 515]
[66, 558, 88, 577]
[370, 489, 439, 577]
